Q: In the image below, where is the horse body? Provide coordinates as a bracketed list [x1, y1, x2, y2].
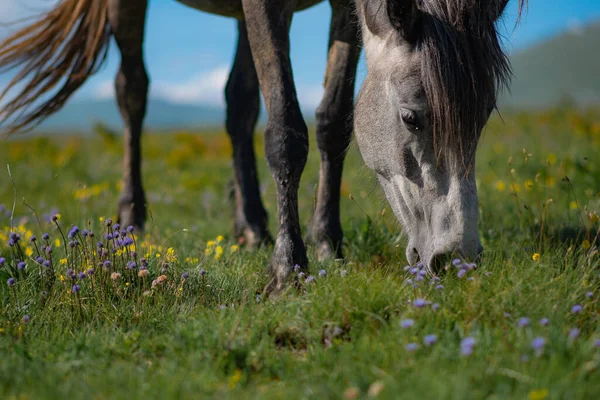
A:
[0, 0, 523, 291]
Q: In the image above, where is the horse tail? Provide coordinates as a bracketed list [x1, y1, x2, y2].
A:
[0, 0, 111, 135]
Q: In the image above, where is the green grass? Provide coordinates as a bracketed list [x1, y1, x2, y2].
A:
[1, 107, 600, 399]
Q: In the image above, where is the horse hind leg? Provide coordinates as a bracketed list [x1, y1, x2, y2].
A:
[109, 0, 149, 229]
[225, 20, 273, 248]
[308, 0, 360, 260]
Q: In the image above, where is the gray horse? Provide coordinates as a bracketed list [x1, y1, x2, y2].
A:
[0, 0, 524, 292]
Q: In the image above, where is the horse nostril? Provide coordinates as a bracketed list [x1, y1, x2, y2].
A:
[430, 252, 453, 273]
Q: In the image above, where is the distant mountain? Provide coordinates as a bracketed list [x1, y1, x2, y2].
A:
[30, 20, 600, 133]
[500, 20, 600, 108]
[37, 99, 225, 133]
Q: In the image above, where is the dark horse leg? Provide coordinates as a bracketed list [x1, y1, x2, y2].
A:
[109, 0, 149, 229]
[241, 0, 309, 292]
[308, 0, 360, 260]
[225, 21, 272, 248]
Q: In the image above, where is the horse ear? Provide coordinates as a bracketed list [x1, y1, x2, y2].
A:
[492, 0, 510, 21]
[386, 0, 422, 41]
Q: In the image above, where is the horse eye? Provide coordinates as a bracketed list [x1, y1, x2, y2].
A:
[400, 109, 420, 130]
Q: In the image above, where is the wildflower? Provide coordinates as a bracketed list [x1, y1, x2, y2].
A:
[7, 278, 15, 287]
[518, 317, 530, 328]
[532, 253, 540, 262]
[138, 269, 149, 278]
[571, 304, 583, 314]
[305, 275, 316, 283]
[230, 244, 239, 253]
[43, 260, 51, 268]
[127, 261, 136, 270]
[298, 272, 306, 279]
[8, 239, 15, 247]
[29, 235, 36, 243]
[46, 246, 53, 254]
[214, 246, 224, 259]
[431, 303, 440, 311]
[582, 240, 591, 250]
[72, 284, 80, 293]
[405, 343, 418, 352]
[528, 389, 549, 400]
[97, 241, 104, 248]
[54, 238, 61, 247]
[452, 258, 462, 266]
[400, 319, 414, 329]
[318, 269, 327, 278]
[78, 272, 86, 280]
[59, 258, 68, 265]
[114, 223, 120, 231]
[181, 272, 189, 280]
[105, 218, 113, 227]
[82, 230, 88, 237]
[424, 334, 437, 346]
[569, 328, 580, 340]
[461, 337, 476, 356]
[200, 269, 206, 276]
[413, 298, 427, 308]
[152, 274, 168, 288]
[51, 214, 59, 222]
[111, 272, 121, 281]
[340, 269, 348, 277]
[293, 264, 301, 272]
[103, 260, 112, 270]
[22, 315, 30, 324]
[586, 291, 594, 299]
[409, 267, 419, 275]
[594, 339, 600, 348]
[457, 269, 467, 278]
[127, 225, 135, 233]
[539, 318, 549, 326]
[36, 256, 44, 264]
[10, 232, 20, 242]
[68, 226, 79, 239]
[216, 235, 224, 242]
[42, 233, 50, 241]
[86, 268, 94, 276]
[0, 257, 5, 266]
[532, 337, 546, 352]
[17, 261, 26, 271]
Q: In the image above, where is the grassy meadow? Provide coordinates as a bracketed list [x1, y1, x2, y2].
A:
[1, 107, 600, 399]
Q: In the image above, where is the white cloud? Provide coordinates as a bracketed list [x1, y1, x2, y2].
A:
[567, 18, 584, 36]
[93, 66, 325, 112]
[0, 0, 57, 27]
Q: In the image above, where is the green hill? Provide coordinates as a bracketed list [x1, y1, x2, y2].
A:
[501, 20, 600, 107]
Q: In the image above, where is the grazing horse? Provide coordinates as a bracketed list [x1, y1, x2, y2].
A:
[0, 0, 523, 292]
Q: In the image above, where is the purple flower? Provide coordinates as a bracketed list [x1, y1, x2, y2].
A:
[539, 318, 549, 326]
[43, 260, 51, 268]
[461, 337, 476, 356]
[413, 298, 427, 308]
[72, 284, 80, 293]
[318, 269, 327, 277]
[531, 337, 546, 351]
[97, 242, 104, 248]
[29, 235, 36, 243]
[42, 233, 50, 241]
[10, 232, 20, 242]
[298, 272, 306, 279]
[452, 258, 462, 266]
[181, 272, 189, 280]
[432, 303, 440, 311]
[571, 304, 583, 314]
[67, 269, 76, 280]
[424, 334, 437, 346]
[200, 269, 207, 276]
[405, 343, 418, 352]
[127, 261, 136, 270]
[457, 269, 467, 278]
[22, 315, 30, 324]
[120, 230, 127, 238]
[0, 257, 5, 266]
[409, 267, 419, 275]
[17, 261, 26, 271]
[7, 277, 16, 286]
[517, 317, 530, 328]
[569, 328, 580, 340]
[586, 291, 594, 299]
[103, 260, 112, 270]
[435, 284, 444, 290]
[305, 275, 316, 283]
[45, 246, 52, 254]
[105, 218, 113, 227]
[105, 233, 113, 240]
[8, 239, 15, 247]
[86, 268, 95, 275]
[51, 214, 58, 222]
[123, 237, 134, 246]
[400, 319, 415, 329]
[417, 269, 427, 277]
[82, 230, 88, 237]
[36, 256, 44, 264]
[78, 272, 86, 280]
[127, 225, 135, 233]
[594, 339, 600, 348]
[68, 241, 76, 248]
[293, 264, 301, 272]
[68, 226, 79, 239]
[415, 275, 425, 282]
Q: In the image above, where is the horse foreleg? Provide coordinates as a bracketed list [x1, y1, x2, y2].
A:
[308, 0, 360, 260]
[109, 0, 149, 230]
[241, 0, 309, 293]
[225, 20, 273, 249]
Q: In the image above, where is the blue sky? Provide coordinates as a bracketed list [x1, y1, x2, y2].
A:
[1, 0, 600, 110]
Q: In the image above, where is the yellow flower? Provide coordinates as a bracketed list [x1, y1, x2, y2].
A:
[529, 389, 548, 400]
[55, 238, 61, 248]
[126, 282, 130, 287]
[204, 248, 213, 256]
[230, 244, 239, 253]
[495, 180, 506, 192]
[547, 153, 557, 165]
[215, 245, 224, 260]
[582, 240, 591, 250]
[206, 240, 216, 248]
[509, 183, 522, 193]
[155, 253, 161, 258]
[228, 368, 243, 389]
[545, 176, 556, 187]
[59, 274, 66, 282]
[99, 216, 104, 223]
[59, 258, 68, 265]
[532, 253, 541, 262]
[54, 213, 61, 221]
[25, 247, 34, 257]
[524, 179, 534, 191]
[216, 235, 224, 243]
